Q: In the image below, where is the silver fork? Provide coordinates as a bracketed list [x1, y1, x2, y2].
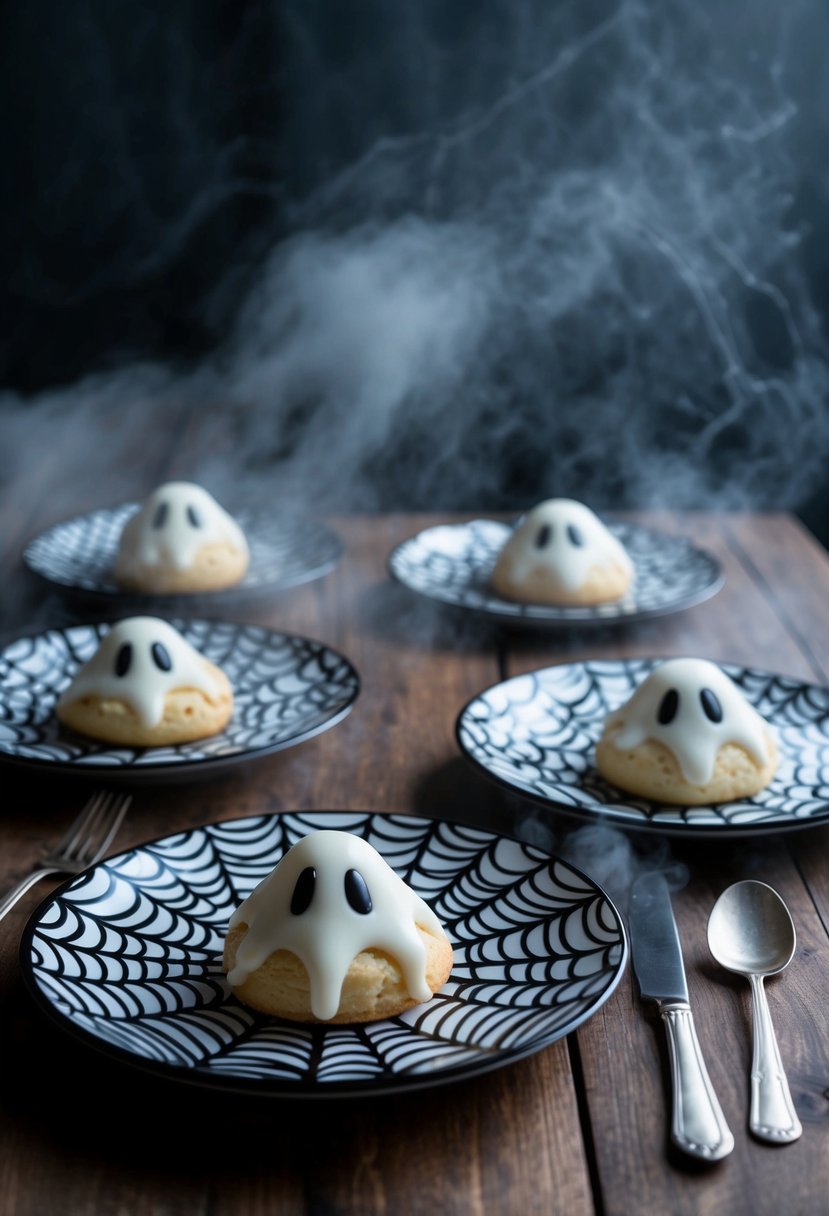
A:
[0, 789, 132, 922]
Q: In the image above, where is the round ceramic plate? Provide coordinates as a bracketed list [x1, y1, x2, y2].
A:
[23, 503, 343, 600]
[0, 620, 359, 779]
[456, 659, 829, 836]
[21, 810, 626, 1097]
[388, 519, 723, 626]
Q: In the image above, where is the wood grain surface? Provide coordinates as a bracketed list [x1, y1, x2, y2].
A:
[0, 501, 828, 1216]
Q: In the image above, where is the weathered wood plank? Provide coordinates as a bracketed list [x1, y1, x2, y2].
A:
[723, 514, 829, 683]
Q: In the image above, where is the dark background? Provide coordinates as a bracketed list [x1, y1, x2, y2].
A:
[2, 0, 828, 538]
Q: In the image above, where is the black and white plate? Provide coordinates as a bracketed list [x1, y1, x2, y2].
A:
[21, 810, 626, 1097]
[456, 659, 829, 836]
[23, 503, 343, 600]
[388, 519, 723, 626]
[0, 620, 359, 779]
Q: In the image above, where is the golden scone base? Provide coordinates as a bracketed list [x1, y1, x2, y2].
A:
[56, 661, 233, 746]
[115, 540, 249, 594]
[490, 558, 632, 606]
[595, 731, 778, 806]
[223, 924, 454, 1024]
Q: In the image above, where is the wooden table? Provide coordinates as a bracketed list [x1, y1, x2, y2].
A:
[2, 505, 829, 1216]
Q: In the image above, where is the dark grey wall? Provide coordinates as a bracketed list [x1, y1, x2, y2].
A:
[3, 1, 828, 538]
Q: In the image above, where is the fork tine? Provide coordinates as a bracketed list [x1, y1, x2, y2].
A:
[0, 791, 132, 925]
[64, 796, 111, 865]
[52, 789, 109, 855]
[72, 793, 132, 868]
[91, 793, 132, 860]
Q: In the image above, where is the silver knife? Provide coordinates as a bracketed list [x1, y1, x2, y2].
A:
[629, 871, 734, 1162]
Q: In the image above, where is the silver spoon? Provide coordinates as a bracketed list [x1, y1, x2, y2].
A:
[707, 880, 802, 1143]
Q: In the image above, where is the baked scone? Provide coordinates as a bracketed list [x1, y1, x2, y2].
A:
[595, 657, 778, 805]
[56, 616, 233, 746]
[490, 498, 633, 606]
[223, 830, 454, 1024]
[114, 481, 250, 594]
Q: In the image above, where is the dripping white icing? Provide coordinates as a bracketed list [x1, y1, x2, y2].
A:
[226, 830, 449, 1021]
[57, 616, 227, 727]
[603, 657, 774, 785]
[497, 498, 633, 591]
[116, 481, 249, 575]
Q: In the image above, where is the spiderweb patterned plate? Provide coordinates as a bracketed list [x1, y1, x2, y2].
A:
[456, 659, 829, 836]
[389, 518, 723, 627]
[0, 620, 359, 779]
[24, 503, 343, 600]
[21, 810, 627, 1097]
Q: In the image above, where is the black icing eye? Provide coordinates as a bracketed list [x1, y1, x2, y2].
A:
[700, 688, 723, 723]
[187, 504, 202, 528]
[657, 688, 679, 725]
[114, 642, 133, 677]
[566, 523, 584, 547]
[151, 641, 172, 672]
[152, 501, 169, 529]
[290, 867, 316, 915]
[344, 869, 372, 915]
[535, 524, 553, 549]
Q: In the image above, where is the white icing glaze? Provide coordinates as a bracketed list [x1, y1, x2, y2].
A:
[498, 498, 633, 591]
[116, 481, 249, 575]
[57, 616, 227, 727]
[227, 830, 449, 1021]
[603, 657, 774, 784]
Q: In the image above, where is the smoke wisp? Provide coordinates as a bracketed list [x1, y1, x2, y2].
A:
[4, 0, 829, 522]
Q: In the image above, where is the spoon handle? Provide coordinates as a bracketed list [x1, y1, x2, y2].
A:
[748, 973, 802, 1143]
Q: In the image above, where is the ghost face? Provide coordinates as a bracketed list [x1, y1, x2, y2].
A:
[57, 616, 226, 726]
[117, 481, 249, 573]
[227, 830, 447, 1020]
[605, 657, 773, 785]
[498, 498, 633, 594]
[522, 499, 604, 554]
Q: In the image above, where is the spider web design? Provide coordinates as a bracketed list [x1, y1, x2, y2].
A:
[0, 620, 358, 770]
[388, 519, 722, 625]
[23, 504, 343, 596]
[457, 659, 829, 834]
[24, 811, 626, 1095]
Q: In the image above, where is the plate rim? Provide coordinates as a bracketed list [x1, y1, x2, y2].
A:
[0, 618, 361, 780]
[19, 808, 629, 1099]
[455, 656, 829, 839]
[23, 501, 345, 600]
[388, 517, 724, 628]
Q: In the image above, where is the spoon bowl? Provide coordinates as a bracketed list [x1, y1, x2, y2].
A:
[707, 880, 802, 1144]
[708, 881, 796, 978]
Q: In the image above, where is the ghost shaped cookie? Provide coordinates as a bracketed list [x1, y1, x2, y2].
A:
[490, 498, 634, 606]
[115, 481, 250, 594]
[56, 616, 234, 746]
[595, 657, 777, 805]
[223, 830, 454, 1024]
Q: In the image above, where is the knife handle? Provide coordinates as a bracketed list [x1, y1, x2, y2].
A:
[661, 1003, 734, 1161]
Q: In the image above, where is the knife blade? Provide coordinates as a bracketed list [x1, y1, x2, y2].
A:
[629, 871, 734, 1162]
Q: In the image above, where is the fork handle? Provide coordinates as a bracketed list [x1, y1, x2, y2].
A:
[0, 867, 57, 923]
